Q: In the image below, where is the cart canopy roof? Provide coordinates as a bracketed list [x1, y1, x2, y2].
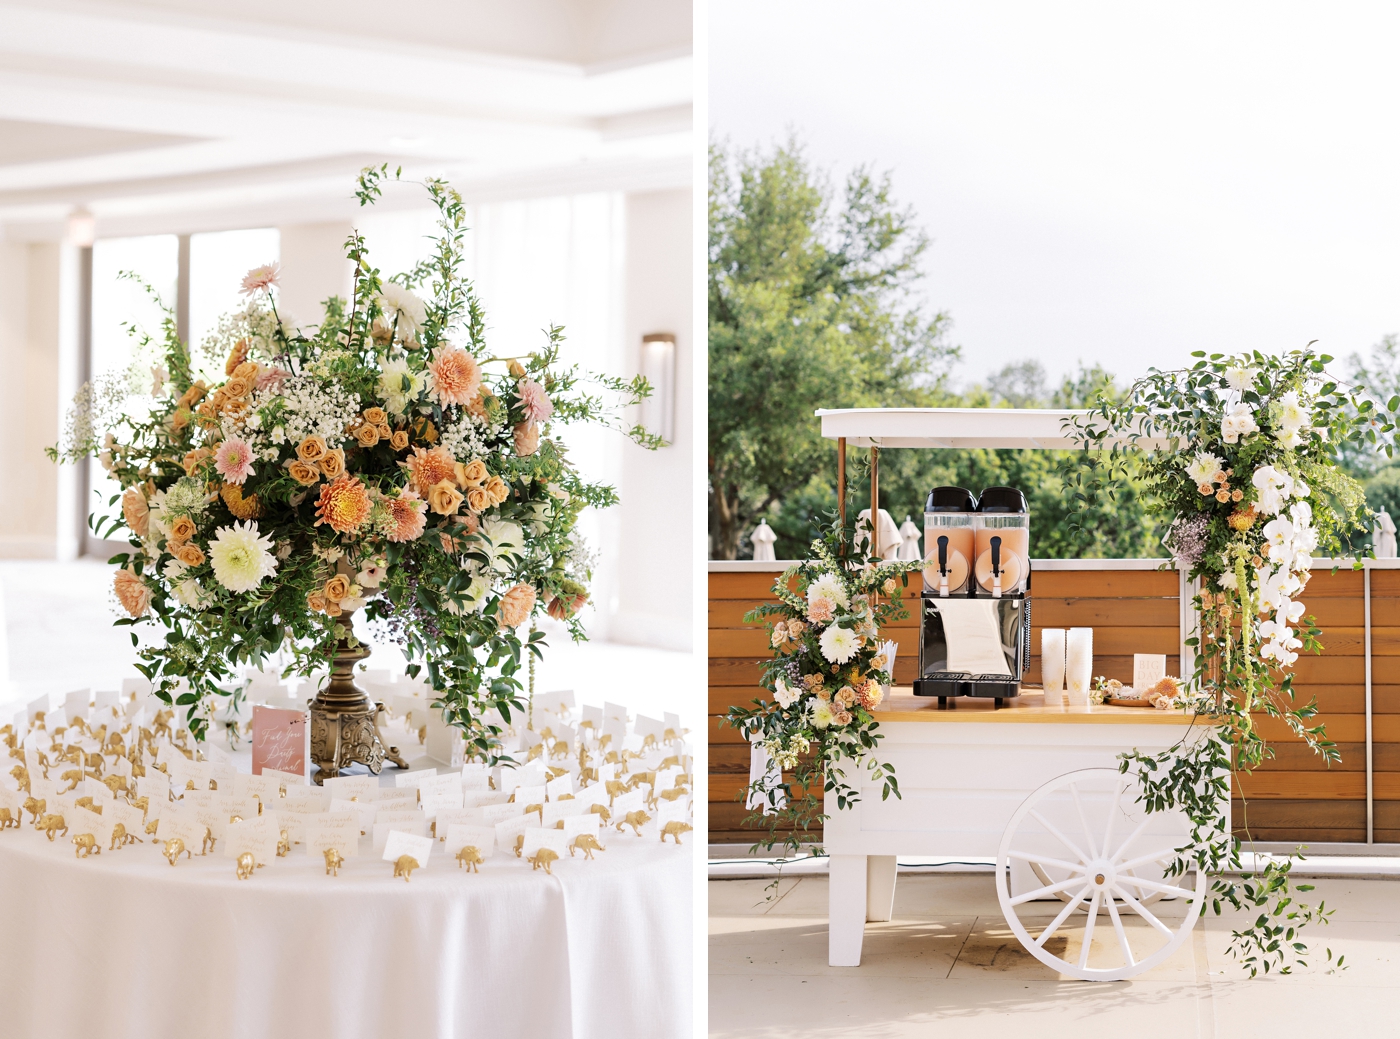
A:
[815, 407, 1174, 450]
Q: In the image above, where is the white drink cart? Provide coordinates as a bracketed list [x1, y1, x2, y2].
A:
[815, 408, 1218, 982]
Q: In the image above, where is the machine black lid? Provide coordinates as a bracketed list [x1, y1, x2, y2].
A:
[924, 486, 977, 513]
[976, 486, 1028, 513]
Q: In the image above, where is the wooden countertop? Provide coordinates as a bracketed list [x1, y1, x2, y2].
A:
[872, 689, 1213, 725]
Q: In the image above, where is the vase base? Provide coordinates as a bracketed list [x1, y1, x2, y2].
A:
[309, 701, 410, 785]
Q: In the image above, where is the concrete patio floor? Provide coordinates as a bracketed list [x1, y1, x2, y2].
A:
[710, 872, 1400, 1037]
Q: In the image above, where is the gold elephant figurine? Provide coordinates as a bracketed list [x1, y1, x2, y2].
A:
[110, 823, 140, 849]
[0, 807, 17, 830]
[235, 852, 256, 880]
[528, 848, 558, 875]
[660, 821, 693, 845]
[570, 834, 605, 859]
[40, 814, 68, 841]
[658, 754, 681, 772]
[163, 838, 190, 865]
[604, 779, 628, 805]
[616, 810, 651, 837]
[392, 854, 420, 882]
[456, 845, 483, 872]
[588, 803, 612, 826]
[22, 797, 45, 825]
[323, 848, 344, 876]
[201, 827, 216, 855]
[276, 830, 290, 857]
[72, 833, 100, 858]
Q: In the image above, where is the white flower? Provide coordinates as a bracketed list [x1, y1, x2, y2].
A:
[807, 573, 848, 611]
[1262, 518, 1294, 549]
[378, 283, 428, 336]
[819, 625, 859, 664]
[1221, 402, 1258, 444]
[809, 701, 835, 730]
[150, 364, 168, 396]
[174, 579, 207, 609]
[774, 678, 801, 709]
[1277, 599, 1306, 624]
[1184, 451, 1224, 485]
[1276, 390, 1308, 432]
[1219, 572, 1239, 590]
[1289, 501, 1313, 526]
[1224, 366, 1257, 391]
[208, 520, 278, 593]
[481, 518, 525, 571]
[1251, 465, 1295, 516]
[1277, 428, 1304, 450]
[377, 357, 425, 416]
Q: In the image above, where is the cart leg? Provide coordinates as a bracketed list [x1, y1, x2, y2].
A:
[829, 855, 868, 966]
[866, 855, 898, 922]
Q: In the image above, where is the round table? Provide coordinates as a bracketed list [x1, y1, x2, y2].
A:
[0, 817, 691, 1039]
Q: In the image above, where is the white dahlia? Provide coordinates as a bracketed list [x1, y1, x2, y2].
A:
[208, 520, 278, 593]
[819, 625, 859, 664]
[807, 573, 848, 610]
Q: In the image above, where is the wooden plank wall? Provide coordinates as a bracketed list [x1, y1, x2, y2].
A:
[709, 564, 1181, 845]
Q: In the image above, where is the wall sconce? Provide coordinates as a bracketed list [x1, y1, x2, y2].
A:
[639, 332, 676, 444]
[66, 206, 96, 248]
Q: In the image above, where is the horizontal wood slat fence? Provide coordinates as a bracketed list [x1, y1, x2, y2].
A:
[709, 560, 1400, 848]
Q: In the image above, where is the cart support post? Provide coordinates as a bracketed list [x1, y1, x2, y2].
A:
[837, 436, 847, 532]
[869, 445, 879, 558]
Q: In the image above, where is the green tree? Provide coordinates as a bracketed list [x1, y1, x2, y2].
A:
[708, 139, 956, 558]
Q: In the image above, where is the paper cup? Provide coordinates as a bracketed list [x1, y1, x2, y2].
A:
[1066, 628, 1094, 706]
[1040, 628, 1066, 705]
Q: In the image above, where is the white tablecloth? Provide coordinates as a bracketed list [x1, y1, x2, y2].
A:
[0, 819, 691, 1039]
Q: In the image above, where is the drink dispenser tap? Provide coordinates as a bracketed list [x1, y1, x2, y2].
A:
[937, 535, 950, 597]
[990, 535, 1003, 599]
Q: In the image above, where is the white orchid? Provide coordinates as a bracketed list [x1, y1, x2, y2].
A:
[1277, 599, 1306, 624]
[1224, 366, 1257, 391]
[1277, 427, 1304, 450]
[1251, 465, 1295, 516]
[1221, 402, 1258, 444]
[1262, 518, 1294, 549]
[774, 677, 801, 709]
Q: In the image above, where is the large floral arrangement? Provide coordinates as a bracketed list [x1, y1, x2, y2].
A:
[1067, 346, 1395, 975]
[725, 528, 920, 844]
[52, 169, 657, 756]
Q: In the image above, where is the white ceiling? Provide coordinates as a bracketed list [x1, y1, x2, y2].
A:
[0, 0, 692, 240]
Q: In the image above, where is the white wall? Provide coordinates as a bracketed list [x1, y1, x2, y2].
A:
[276, 222, 354, 330]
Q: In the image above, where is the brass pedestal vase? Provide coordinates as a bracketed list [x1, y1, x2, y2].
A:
[308, 613, 409, 785]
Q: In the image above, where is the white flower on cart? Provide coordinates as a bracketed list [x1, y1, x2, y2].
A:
[773, 677, 801, 709]
[1276, 598, 1306, 625]
[1221, 403, 1258, 444]
[807, 573, 848, 610]
[1224, 366, 1257, 391]
[1276, 390, 1309, 431]
[1251, 465, 1294, 516]
[809, 700, 835, 730]
[1262, 518, 1294, 550]
[819, 625, 859, 664]
[1218, 571, 1238, 590]
[1184, 451, 1225, 485]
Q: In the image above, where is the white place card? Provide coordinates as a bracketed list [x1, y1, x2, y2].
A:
[373, 818, 429, 851]
[542, 799, 585, 826]
[462, 790, 509, 810]
[460, 763, 492, 790]
[138, 770, 171, 804]
[331, 798, 375, 832]
[657, 798, 690, 825]
[273, 809, 313, 844]
[394, 767, 438, 789]
[479, 802, 524, 824]
[374, 786, 416, 806]
[494, 814, 534, 848]
[156, 808, 206, 850]
[1133, 654, 1168, 692]
[107, 800, 145, 840]
[510, 784, 547, 808]
[432, 808, 481, 838]
[373, 809, 422, 827]
[323, 775, 378, 800]
[223, 815, 280, 863]
[62, 690, 89, 723]
[521, 828, 568, 858]
[306, 819, 361, 859]
[418, 773, 463, 815]
[581, 705, 602, 729]
[443, 823, 496, 858]
[261, 767, 308, 790]
[612, 789, 646, 817]
[602, 715, 626, 744]
[282, 786, 329, 812]
[545, 774, 574, 801]
[664, 711, 681, 733]
[634, 714, 665, 739]
[381, 829, 433, 866]
[561, 813, 601, 841]
[0, 787, 21, 814]
[70, 805, 114, 846]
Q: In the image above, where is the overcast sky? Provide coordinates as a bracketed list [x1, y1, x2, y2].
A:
[710, 1, 1400, 391]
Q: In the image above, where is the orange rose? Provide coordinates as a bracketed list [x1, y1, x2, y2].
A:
[323, 575, 351, 602]
[318, 449, 346, 479]
[513, 422, 539, 457]
[174, 542, 205, 567]
[233, 361, 259, 382]
[428, 479, 465, 516]
[297, 436, 328, 463]
[224, 376, 252, 399]
[390, 430, 410, 450]
[286, 460, 321, 486]
[363, 407, 387, 426]
[182, 448, 210, 476]
[178, 381, 208, 409]
[225, 340, 249, 376]
[121, 490, 149, 538]
[458, 458, 488, 487]
[375, 423, 392, 440]
[169, 516, 197, 544]
[324, 599, 343, 617]
[170, 408, 191, 433]
[353, 424, 379, 448]
[307, 592, 328, 613]
[484, 476, 509, 506]
[466, 487, 492, 513]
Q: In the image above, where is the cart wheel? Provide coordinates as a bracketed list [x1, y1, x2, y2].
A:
[995, 767, 1206, 982]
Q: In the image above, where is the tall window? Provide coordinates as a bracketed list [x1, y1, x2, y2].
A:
[189, 228, 280, 373]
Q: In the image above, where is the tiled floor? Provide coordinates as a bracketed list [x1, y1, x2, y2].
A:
[710, 872, 1400, 1037]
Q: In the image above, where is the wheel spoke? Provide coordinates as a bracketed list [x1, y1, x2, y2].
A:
[1008, 849, 1088, 874]
[1077, 890, 1101, 970]
[1116, 874, 1192, 898]
[1100, 778, 1123, 865]
[1116, 887, 1174, 937]
[1009, 875, 1090, 907]
[1034, 883, 1092, 948]
[1109, 816, 1152, 863]
[1105, 895, 1135, 967]
[1070, 782, 1099, 859]
[1028, 809, 1091, 865]
[1117, 846, 1178, 872]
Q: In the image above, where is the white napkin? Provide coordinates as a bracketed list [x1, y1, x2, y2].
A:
[937, 600, 1012, 677]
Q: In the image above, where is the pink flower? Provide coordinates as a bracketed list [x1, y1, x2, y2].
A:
[806, 597, 834, 623]
[517, 378, 553, 424]
[213, 438, 255, 485]
[240, 263, 280, 296]
[385, 489, 427, 543]
[428, 346, 482, 408]
[255, 366, 292, 392]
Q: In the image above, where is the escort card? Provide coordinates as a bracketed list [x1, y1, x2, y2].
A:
[375, 787, 417, 807]
[580, 704, 602, 730]
[657, 798, 690, 826]
[156, 808, 206, 849]
[545, 774, 574, 801]
[521, 827, 568, 858]
[494, 814, 534, 847]
[462, 790, 509, 810]
[306, 819, 361, 859]
[232, 773, 281, 804]
[460, 763, 492, 790]
[282, 785, 329, 812]
[542, 799, 585, 826]
[324, 775, 378, 800]
[612, 789, 646, 817]
[510, 784, 547, 808]
[432, 808, 481, 838]
[443, 823, 496, 858]
[0, 787, 20, 814]
[395, 767, 437, 789]
[62, 690, 89, 724]
[273, 809, 312, 844]
[71, 805, 114, 846]
[138, 771, 171, 805]
[381, 829, 433, 866]
[261, 767, 308, 791]
[635, 714, 665, 740]
[561, 813, 601, 841]
[331, 798, 375, 832]
[479, 801, 523, 824]
[418, 773, 463, 816]
[107, 800, 145, 840]
[373, 818, 429, 851]
[373, 809, 422, 827]
[224, 815, 279, 863]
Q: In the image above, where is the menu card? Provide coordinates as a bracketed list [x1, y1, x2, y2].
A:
[252, 705, 308, 777]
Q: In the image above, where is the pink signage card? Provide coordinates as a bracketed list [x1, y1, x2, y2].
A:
[252, 705, 308, 777]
